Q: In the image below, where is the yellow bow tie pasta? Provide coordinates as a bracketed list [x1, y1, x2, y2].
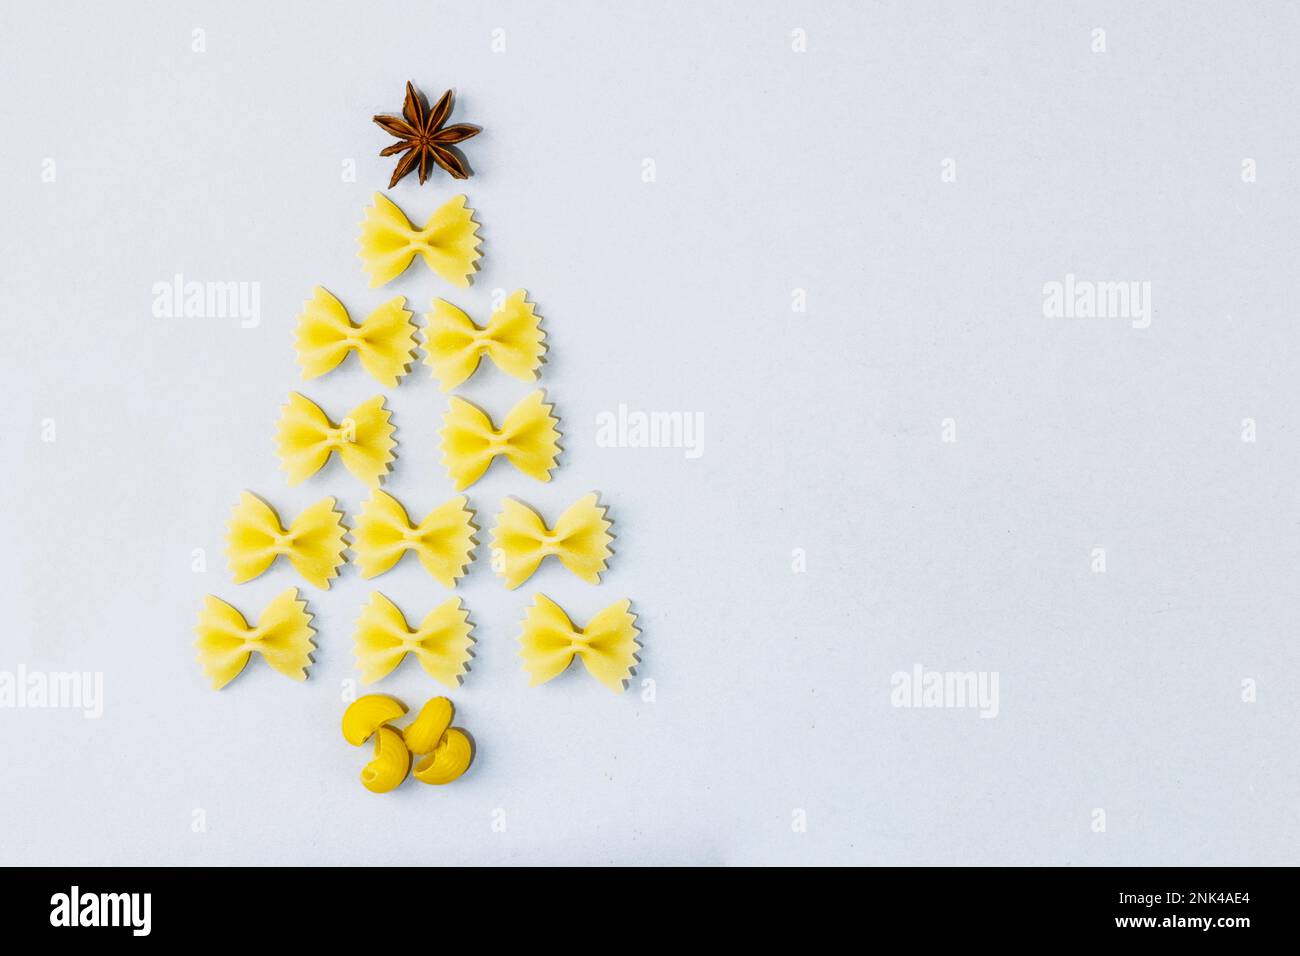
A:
[275, 393, 396, 488]
[357, 193, 482, 288]
[352, 592, 474, 686]
[194, 588, 317, 690]
[294, 286, 416, 387]
[224, 492, 347, 589]
[490, 493, 612, 589]
[424, 290, 546, 391]
[439, 390, 561, 490]
[517, 594, 639, 693]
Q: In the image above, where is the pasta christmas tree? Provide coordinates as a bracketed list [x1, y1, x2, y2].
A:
[193, 81, 641, 791]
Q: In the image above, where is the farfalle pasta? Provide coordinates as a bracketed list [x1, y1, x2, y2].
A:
[351, 490, 475, 586]
[424, 290, 546, 391]
[224, 492, 347, 589]
[517, 594, 639, 693]
[353, 592, 474, 686]
[358, 193, 482, 288]
[275, 393, 396, 488]
[440, 390, 560, 490]
[194, 588, 316, 690]
[490, 493, 612, 589]
[294, 286, 417, 387]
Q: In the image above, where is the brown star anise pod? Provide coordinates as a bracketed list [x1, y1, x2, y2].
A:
[373, 81, 480, 187]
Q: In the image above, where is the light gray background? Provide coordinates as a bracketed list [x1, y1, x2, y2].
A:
[2, 0, 1297, 866]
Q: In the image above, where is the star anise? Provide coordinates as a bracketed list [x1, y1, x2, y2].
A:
[373, 81, 480, 187]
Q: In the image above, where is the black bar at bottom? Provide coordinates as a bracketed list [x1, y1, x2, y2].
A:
[0, 866, 1281, 941]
